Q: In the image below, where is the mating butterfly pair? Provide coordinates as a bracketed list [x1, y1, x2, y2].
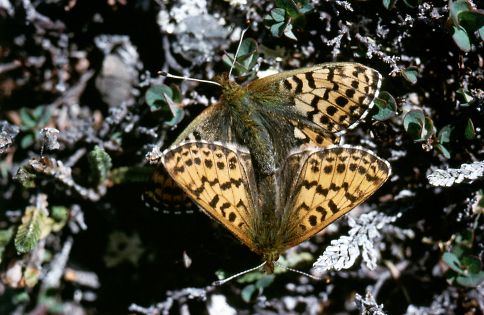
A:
[148, 62, 391, 272]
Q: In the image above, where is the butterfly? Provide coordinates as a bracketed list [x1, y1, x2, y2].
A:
[161, 140, 391, 272]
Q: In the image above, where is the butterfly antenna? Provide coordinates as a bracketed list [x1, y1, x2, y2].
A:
[158, 71, 222, 87]
[212, 261, 266, 286]
[228, 27, 249, 79]
[274, 261, 323, 281]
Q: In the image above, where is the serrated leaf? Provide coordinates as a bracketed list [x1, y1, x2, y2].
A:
[373, 91, 397, 121]
[15, 206, 46, 253]
[452, 25, 471, 52]
[88, 146, 112, 186]
[402, 67, 418, 84]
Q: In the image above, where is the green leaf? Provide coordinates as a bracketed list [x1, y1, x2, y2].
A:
[238, 38, 257, 58]
[438, 125, 453, 144]
[422, 116, 435, 140]
[35, 106, 51, 128]
[255, 274, 275, 289]
[435, 144, 451, 159]
[241, 284, 256, 302]
[452, 25, 471, 52]
[402, 67, 418, 84]
[20, 134, 35, 149]
[402, 0, 419, 8]
[49, 206, 69, 232]
[465, 119, 475, 139]
[15, 166, 37, 189]
[276, 0, 299, 17]
[24, 265, 41, 288]
[299, 3, 313, 14]
[88, 146, 112, 186]
[0, 228, 14, 263]
[20, 108, 37, 129]
[223, 38, 259, 77]
[276, 0, 313, 16]
[373, 91, 397, 121]
[456, 271, 484, 287]
[456, 88, 474, 105]
[449, 0, 471, 26]
[283, 23, 298, 41]
[270, 8, 286, 22]
[13, 291, 30, 304]
[479, 26, 484, 41]
[15, 206, 46, 253]
[382, 0, 395, 9]
[458, 11, 484, 32]
[145, 84, 181, 112]
[403, 110, 425, 139]
[443, 252, 465, 273]
[461, 256, 481, 274]
[270, 21, 285, 37]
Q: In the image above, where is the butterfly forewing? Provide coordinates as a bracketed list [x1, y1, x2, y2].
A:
[280, 146, 391, 249]
[249, 62, 382, 138]
[161, 141, 259, 251]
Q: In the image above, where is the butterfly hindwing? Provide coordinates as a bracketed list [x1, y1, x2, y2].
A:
[280, 145, 391, 249]
[249, 62, 382, 138]
[143, 167, 196, 214]
[161, 141, 259, 251]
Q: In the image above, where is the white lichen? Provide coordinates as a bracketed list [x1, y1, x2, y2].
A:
[355, 291, 388, 315]
[313, 211, 401, 272]
[427, 161, 484, 187]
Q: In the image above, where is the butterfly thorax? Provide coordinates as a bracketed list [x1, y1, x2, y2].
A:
[215, 75, 283, 175]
